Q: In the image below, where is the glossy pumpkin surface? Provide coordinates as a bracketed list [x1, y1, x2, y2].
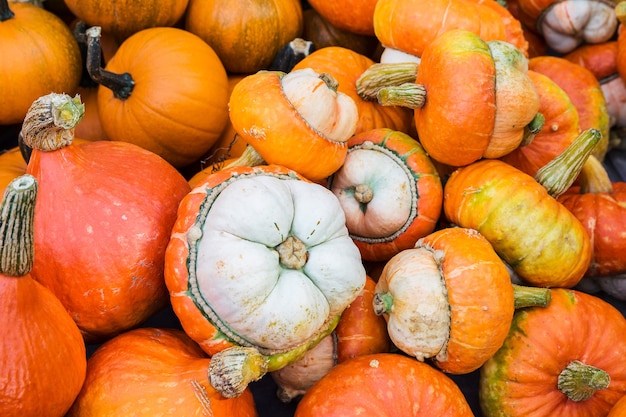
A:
[480, 289, 626, 417]
[0, 1, 81, 125]
[294, 353, 474, 416]
[67, 327, 258, 416]
[307, 0, 378, 36]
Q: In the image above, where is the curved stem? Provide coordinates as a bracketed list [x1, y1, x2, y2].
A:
[0, 0, 14, 22]
[85, 26, 134, 100]
[534, 128, 601, 198]
[372, 292, 394, 316]
[73, 21, 101, 88]
[377, 83, 426, 109]
[557, 360, 610, 402]
[356, 62, 420, 101]
[512, 284, 551, 309]
[519, 112, 545, 147]
[223, 145, 267, 169]
[0, 175, 37, 277]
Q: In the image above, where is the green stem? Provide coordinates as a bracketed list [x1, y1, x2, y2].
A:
[85, 26, 134, 100]
[557, 360, 610, 402]
[519, 112, 545, 147]
[223, 145, 267, 169]
[0, 0, 14, 22]
[377, 83, 426, 109]
[534, 128, 601, 198]
[356, 62, 420, 102]
[372, 292, 394, 315]
[512, 284, 551, 309]
[0, 175, 37, 277]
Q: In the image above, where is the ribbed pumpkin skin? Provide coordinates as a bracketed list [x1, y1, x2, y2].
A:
[64, 0, 189, 42]
[97, 27, 230, 169]
[443, 159, 591, 288]
[294, 353, 474, 416]
[559, 182, 626, 277]
[292, 47, 414, 135]
[500, 70, 580, 177]
[0, 3, 81, 125]
[26, 141, 191, 343]
[608, 395, 626, 417]
[185, 0, 303, 74]
[480, 289, 626, 417]
[67, 328, 258, 417]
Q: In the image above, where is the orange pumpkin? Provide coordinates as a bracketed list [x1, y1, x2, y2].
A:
[86, 25, 230, 169]
[480, 289, 626, 416]
[0, 0, 82, 125]
[185, 0, 303, 74]
[294, 353, 475, 416]
[609, 395, 626, 417]
[292, 46, 414, 135]
[63, 0, 189, 42]
[529, 55, 610, 161]
[1, 174, 87, 417]
[67, 328, 258, 416]
[306, 0, 378, 36]
[0, 146, 27, 195]
[22, 92, 191, 343]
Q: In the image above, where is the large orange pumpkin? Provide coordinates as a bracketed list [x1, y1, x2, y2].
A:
[306, 0, 379, 36]
[0, 0, 82, 125]
[185, 0, 303, 74]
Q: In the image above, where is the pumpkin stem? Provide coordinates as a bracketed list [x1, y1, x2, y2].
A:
[578, 155, 613, 194]
[21, 93, 84, 152]
[534, 128, 601, 198]
[85, 26, 134, 100]
[0, 175, 37, 277]
[616, 2, 626, 25]
[223, 145, 267, 170]
[73, 21, 103, 88]
[519, 112, 545, 147]
[276, 235, 308, 269]
[208, 314, 340, 398]
[0, 0, 14, 21]
[377, 83, 427, 109]
[557, 360, 610, 402]
[356, 62, 420, 101]
[269, 37, 315, 72]
[354, 183, 374, 204]
[372, 292, 394, 315]
[512, 284, 551, 309]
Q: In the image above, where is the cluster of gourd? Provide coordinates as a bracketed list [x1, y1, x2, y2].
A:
[2, 0, 626, 416]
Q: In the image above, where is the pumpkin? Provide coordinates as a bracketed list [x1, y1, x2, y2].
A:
[63, 0, 189, 42]
[0, 174, 87, 417]
[85, 25, 230, 169]
[529, 55, 610, 161]
[374, 227, 551, 374]
[291, 46, 414, 135]
[618, 7, 626, 82]
[306, 0, 378, 36]
[185, 0, 303, 74]
[0, 146, 27, 195]
[0, 0, 82, 125]
[480, 289, 626, 416]
[558, 155, 626, 277]
[228, 68, 358, 182]
[328, 128, 443, 262]
[358, 29, 540, 167]
[294, 353, 475, 416]
[301, 8, 380, 58]
[609, 395, 626, 417]
[372, 0, 528, 61]
[443, 129, 599, 288]
[22, 92, 191, 343]
[271, 274, 392, 402]
[512, 0, 617, 54]
[565, 41, 626, 131]
[500, 70, 581, 177]
[67, 328, 258, 416]
[164, 164, 366, 398]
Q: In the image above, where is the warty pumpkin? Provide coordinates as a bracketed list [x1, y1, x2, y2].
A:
[22, 92, 191, 343]
[294, 353, 475, 416]
[63, 0, 189, 43]
[291, 46, 414, 135]
[67, 328, 258, 417]
[328, 128, 443, 262]
[164, 164, 366, 398]
[185, 0, 303, 74]
[480, 289, 626, 416]
[0, 0, 82, 125]
[373, 227, 551, 374]
[0, 174, 87, 417]
[228, 68, 358, 182]
[358, 29, 540, 167]
[85, 25, 230, 169]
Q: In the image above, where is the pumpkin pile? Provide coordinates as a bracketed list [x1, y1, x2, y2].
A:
[3, 0, 626, 416]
